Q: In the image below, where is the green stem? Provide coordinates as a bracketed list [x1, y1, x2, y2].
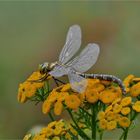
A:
[123, 128, 128, 140]
[91, 104, 97, 140]
[67, 108, 90, 140]
[99, 130, 104, 140]
[48, 112, 55, 121]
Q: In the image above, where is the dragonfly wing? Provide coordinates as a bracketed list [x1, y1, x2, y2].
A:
[49, 66, 68, 77]
[68, 72, 87, 93]
[59, 25, 81, 64]
[68, 43, 100, 73]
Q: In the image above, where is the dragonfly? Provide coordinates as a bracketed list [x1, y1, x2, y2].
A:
[35, 25, 126, 94]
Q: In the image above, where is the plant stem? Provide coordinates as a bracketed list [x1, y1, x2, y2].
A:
[123, 128, 128, 140]
[91, 104, 97, 140]
[99, 130, 104, 140]
[67, 108, 90, 140]
[48, 112, 55, 121]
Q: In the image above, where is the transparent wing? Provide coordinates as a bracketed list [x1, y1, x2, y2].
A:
[68, 72, 87, 93]
[68, 43, 100, 73]
[49, 65, 68, 77]
[59, 25, 81, 64]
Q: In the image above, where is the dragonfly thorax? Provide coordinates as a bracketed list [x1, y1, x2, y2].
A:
[38, 62, 57, 74]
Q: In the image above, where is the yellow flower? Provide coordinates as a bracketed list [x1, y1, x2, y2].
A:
[99, 89, 117, 104]
[106, 120, 117, 130]
[47, 121, 57, 128]
[92, 83, 105, 92]
[105, 105, 113, 113]
[114, 114, 122, 122]
[98, 111, 105, 120]
[61, 84, 71, 92]
[42, 100, 51, 114]
[53, 127, 62, 135]
[123, 74, 135, 88]
[113, 104, 122, 114]
[132, 101, 140, 112]
[65, 95, 81, 110]
[121, 107, 131, 115]
[120, 97, 132, 107]
[85, 89, 99, 103]
[52, 136, 60, 140]
[17, 90, 26, 103]
[100, 80, 111, 86]
[23, 134, 32, 140]
[27, 71, 44, 81]
[55, 120, 65, 129]
[130, 82, 140, 97]
[33, 134, 46, 140]
[70, 127, 78, 136]
[87, 79, 100, 88]
[118, 117, 131, 128]
[112, 98, 121, 105]
[65, 133, 71, 140]
[57, 92, 69, 102]
[48, 90, 59, 103]
[132, 77, 140, 82]
[45, 127, 54, 138]
[99, 119, 107, 130]
[105, 111, 116, 121]
[54, 101, 63, 116]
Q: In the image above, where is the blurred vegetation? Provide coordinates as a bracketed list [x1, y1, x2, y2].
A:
[0, 1, 140, 139]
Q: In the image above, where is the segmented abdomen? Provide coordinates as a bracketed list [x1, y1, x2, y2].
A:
[79, 73, 126, 94]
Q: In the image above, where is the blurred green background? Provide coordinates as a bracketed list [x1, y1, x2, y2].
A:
[0, 1, 140, 139]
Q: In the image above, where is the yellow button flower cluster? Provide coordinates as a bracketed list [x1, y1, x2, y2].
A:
[18, 71, 45, 103]
[23, 120, 78, 140]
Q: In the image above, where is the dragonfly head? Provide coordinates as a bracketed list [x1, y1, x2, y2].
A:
[38, 62, 50, 74]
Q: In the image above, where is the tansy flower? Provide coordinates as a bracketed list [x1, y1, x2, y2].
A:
[55, 120, 65, 129]
[105, 111, 116, 121]
[33, 134, 46, 140]
[70, 127, 78, 136]
[87, 79, 100, 88]
[57, 92, 69, 102]
[98, 111, 105, 120]
[42, 100, 51, 114]
[65, 133, 71, 140]
[130, 82, 140, 97]
[105, 105, 113, 113]
[123, 75, 135, 87]
[65, 95, 81, 110]
[132, 77, 140, 82]
[112, 98, 121, 105]
[132, 101, 140, 112]
[106, 120, 117, 130]
[113, 104, 122, 114]
[85, 89, 99, 103]
[17, 89, 26, 103]
[118, 117, 131, 128]
[99, 89, 117, 104]
[99, 119, 107, 130]
[54, 101, 63, 115]
[123, 74, 135, 93]
[114, 114, 122, 122]
[120, 97, 132, 107]
[61, 84, 71, 92]
[121, 107, 131, 115]
[47, 121, 57, 128]
[53, 127, 62, 135]
[45, 127, 54, 137]
[92, 83, 105, 92]
[100, 80, 111, 86]
[47, 90, 59, 103]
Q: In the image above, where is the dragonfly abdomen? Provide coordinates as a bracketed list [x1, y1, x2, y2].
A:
[80, 73, 126, 94]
